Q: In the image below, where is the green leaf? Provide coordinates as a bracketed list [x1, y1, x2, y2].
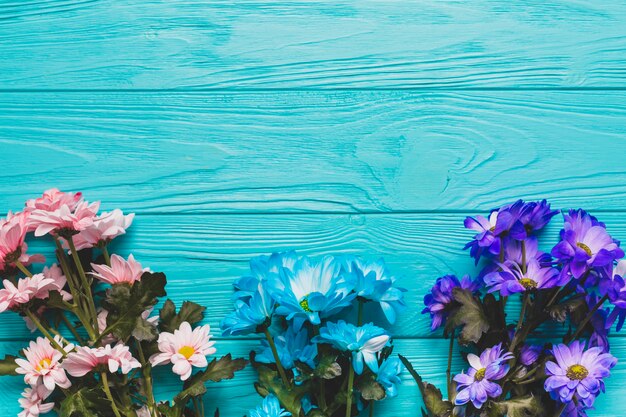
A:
[445, 288, 489, 345]
[357, 375, 386, 401]
[59, 387, 111, 417]
[314, 355, 342, 379]
[103, 272, 167, 341]
[254, 365, 309, 416]
[548, 296, 586, 323]
[159, 299, 206, 333]
[0, 355, 18, 376]
[486, 395, 544, 417]
[46, 290, 74, 311]
[132, 317, 159, 341]
[174, 354, 247, 404]
[398, 355, 452, 417]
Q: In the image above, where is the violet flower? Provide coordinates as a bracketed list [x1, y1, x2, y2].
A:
[551, 209, 623, 279]
[422, 275, 480, 330]
[483, 258, 560, 296]
[454, 343, 513, 409]
[508, 199, 558, 240]
[544, 341, 617, 409]
[464, 210, 502, 263]
[520, 344, 542, 366]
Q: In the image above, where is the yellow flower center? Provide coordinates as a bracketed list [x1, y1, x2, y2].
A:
[519, 278, 537, 290]
[489, 226, 495, 233]
[566, 364, 589, 381]
[474, 368, 486, 381]
[178, 346, 195, 359]
[299, 295, 312, 312]
[36, 358, 52, 372]
[576, 242, 593, 257]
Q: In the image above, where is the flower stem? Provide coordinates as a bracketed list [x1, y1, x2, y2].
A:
[60, 314, 85, 344]
[345, 361, 355, 417]
[263, 327, 292, 389]
[14, 260, 33, 277]
[137, 341, 158, 417]
[25, 310, 65, 353]
[553, 402, 566, 417]
[357, 299, 364, 326]
[67, 237, 98, 332]
[521, 240, 527, 275]
[369, 401, 374, 417]
[53, 237, 97, 340]
[102, 246, 111, 267]
[446, 330, 455, 400]
[510, 293, 529, 352]
[567, 294, 609, 343]
[101, 372, 123, 417]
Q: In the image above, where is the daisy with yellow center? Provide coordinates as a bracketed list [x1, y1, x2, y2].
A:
[15, 336, 72, 392]
[149, 321, 216, 381]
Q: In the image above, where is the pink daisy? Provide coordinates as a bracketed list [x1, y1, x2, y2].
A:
[15, 336, 72, 392]
[18, 384, 54, 417]
[91, 254, 148, 285]
[28, 200, 100, 238]
[0, 211, 44, 272]
[62, 344, 140, 377]
[70, 209, 135, 251]
[41, 264, 72, 301]
[149, 322, 216, 381]
[25, 188, 83, 214]
[0, 274, 57, 313]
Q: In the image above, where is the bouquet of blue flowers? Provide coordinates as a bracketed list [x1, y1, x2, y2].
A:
[410, 200, 623, 417]
[221, 252, 407, 417]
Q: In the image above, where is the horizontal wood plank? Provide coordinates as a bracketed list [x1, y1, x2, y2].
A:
[2, 91, 626, 213]
[1, 337, 626, 416]
[2, 211, 626, 340]
[1, 1, 626, 89]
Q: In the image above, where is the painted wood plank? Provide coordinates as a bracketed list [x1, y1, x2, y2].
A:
[2, 91, 626, 213]
[1, 1, 626, 89]
[2, 211, 626, 341]
[1, 337, 626, 416]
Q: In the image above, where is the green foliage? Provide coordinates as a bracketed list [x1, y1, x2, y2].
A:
[314, 355, 342, 379]
[0, 355, 18, 376]
[159, 299, 206, 333]
[103, 271, 167, 341]
[255, 365, 310, 416]
[175, 354, 248, 404]
[484, 395, 544, 417]
[59, 387, 112, 417]
[357, 374, 386, 401]
[445, 288, 490, 345]
[399, 355, 453, 417]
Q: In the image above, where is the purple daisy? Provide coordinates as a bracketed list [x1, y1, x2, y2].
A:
[503, 238, 553, 267]
[602, 260, 626, 331]
[545, 341, 617, 409]
[508, 199, 558, 240]
[520, 344, 543, 366]
[464, 211, 501, 263]
[483, 258, 560, 296]
[551, 209, 624, 279]
[454, 343, 513, 409]
[422, 275, 480, 330]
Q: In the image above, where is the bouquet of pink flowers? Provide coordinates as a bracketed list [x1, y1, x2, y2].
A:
[0, 189, 246, 417]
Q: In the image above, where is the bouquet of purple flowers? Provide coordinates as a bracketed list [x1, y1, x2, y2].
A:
[408, 200, 623, 417]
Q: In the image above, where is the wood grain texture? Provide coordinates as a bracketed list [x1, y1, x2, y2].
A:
[2, 211, 626, 341]
[2, 91, 626, 213]
[2, 337, 626, 416]
[1, 1, 626, 89]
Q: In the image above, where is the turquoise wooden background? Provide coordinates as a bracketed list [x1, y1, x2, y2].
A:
[2, 1, 626, 415]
